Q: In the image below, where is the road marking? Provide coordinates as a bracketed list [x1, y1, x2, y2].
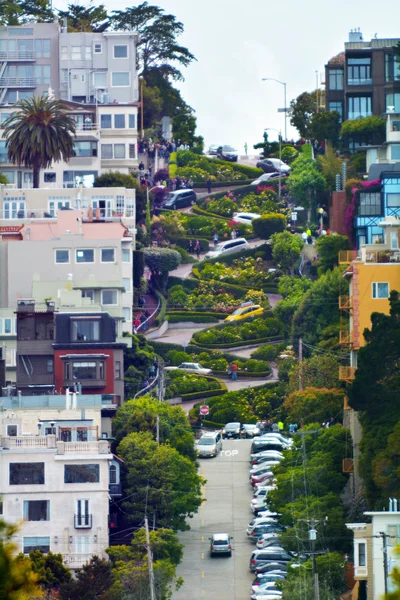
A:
[202, 591, 205, 597]
[202, 571, 205, 579]
[201, 536, 204, 543]
[201, 552, 204, 559]
[201, 519, 204, 526]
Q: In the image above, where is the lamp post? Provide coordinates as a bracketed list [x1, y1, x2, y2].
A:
[262, 78, 287, 141]
[265, 128, 282, 200]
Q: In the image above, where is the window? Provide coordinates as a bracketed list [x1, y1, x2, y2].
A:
[94, 43, 102, 54]
[385, 93, 400, 112]
[99, 361, 105, 379]
[348, 96, 372, 120]
[122, 248, 131, 262]
[115, 361, 122, 379]
[72, 361, 97, 379]
[129, 144, 136, 159]
[10, 463, 44, 485]
[347, 57, 371, 85]
[122, 278, 131, 292]
[76, 535, 90, 553]
[44, 172, 56, 182]
[71, 319, 100, 341]
[110, 464, 117, 483]
[116, 195, 125, 213]
[100, 114, 112, 129]
[73, 141, 97, 157]
[4, 318, 12, 334]
[76, 499, 90, 526]
[385, 53, 400, 82]
[114, 114, 125, 128]
[24, 172, 33, 184]
[6, 348, 16, 367]
[358, 542, 366, 567]
[23, 500, 49, 521]
[114, 45, 128, 58]
[392, 146, 400, 160]
[387, 194, 400, 207]
[101, 248, 115, 262]
[3, 200, 26, 219]
[358, 192, 381, 216]
[328, 101, 343, 122]
[8, 27, 33, 35]
[76, 249, 94, 263]
[64, 464, 100, 483]
[101, 144, 113, 159]
[55, 249, 69, 264]
[61, 46, 68, 59]
[34, 65, 51, 84]
[129, 114, 136, 129]
[102, 289, 118, 305]
[85, 46, 91, 60]
[112, 72, 130, 87]
[23, 537, 50, 554]
[122, 306, 131, 322]
[391, 232, 398, 249]
[77, 429, 88, 441]
[82, 289, 94, 301]
[114, 144, 125, 159]
[93, 71, 106, 87]
[372, 282, 389, 299]
[47, 359, 53, 373]
[71, 46, 81, 60]
[48, 199, 70, 217]
[64, 362, 70, 380]
[6, 425, 17, 436]
[328, 69, 343, 90]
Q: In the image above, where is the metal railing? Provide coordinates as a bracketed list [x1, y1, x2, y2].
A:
[339, 366, 356, 381]
[0, 51, 36, 60]
[134, 294, 161, 334]
[74, 514, 92, 528]
[339, 330, 353, 345]
[62, 554, 93, 569]
[339, 295, 352, 310]
[0, 77, 36, 87]
[364, 249, 400, 263]
[339, 250, 359, 264]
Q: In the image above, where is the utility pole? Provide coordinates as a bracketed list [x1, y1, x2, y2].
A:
[378, 531, 389, 596]
[309, 520, 320, 600]
[298, 337, 303, 391]
[156, 415, 160, 445]
[140, 78, 144, 138]
[145, 516, 156, 600]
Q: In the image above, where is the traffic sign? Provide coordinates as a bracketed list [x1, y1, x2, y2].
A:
[199, 405, 209, 416]
[291, 212, 297, 221]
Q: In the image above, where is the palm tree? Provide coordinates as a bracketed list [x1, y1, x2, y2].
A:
[3, 94, 76, 188]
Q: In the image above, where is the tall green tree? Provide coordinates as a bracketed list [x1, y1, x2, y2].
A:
[0, 519, 40, 600]
[0, 0, 53, 24]
[286, 155, 326, 221]
[93, 171, 147, 223]
[111, 2, 196, 81]
[310, 110, 341, 145]
[271, 231, 303, 273]
[26, 551, 71, 594]
[57, 3, 109, 32]
[315, 234, 351, 273]
[117, 431, 203, 530]
[287, 354, 343, 394]
[317, 147, 343, 191]
[290, 91, 317, 138]
[60, 556, 112, 600]
[3, 95, 76, 189]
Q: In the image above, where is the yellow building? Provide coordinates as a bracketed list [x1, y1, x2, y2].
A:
[339, 216, 400, 382]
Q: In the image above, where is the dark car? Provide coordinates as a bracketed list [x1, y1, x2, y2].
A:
[250, 549, 294, 571]
[256, 158, 290, 174]
[256, 563, 288, 575]
[241, 424, 260, 438]
[248, 524, 286, 542]
[162, 189, 197, 210]
[222, 422, 241, 439]
[217, 145, 239, 162]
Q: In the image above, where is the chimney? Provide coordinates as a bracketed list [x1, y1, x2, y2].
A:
[349, 29, 363, 42]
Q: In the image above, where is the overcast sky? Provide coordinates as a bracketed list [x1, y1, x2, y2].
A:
[59, 0, 400, 151]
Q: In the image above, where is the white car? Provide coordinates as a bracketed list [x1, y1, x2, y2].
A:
[232, 212, 261, 225]
[246, 518, 277, 536]
[164, 362, 212, 375]
[257, 533, 281, 549]
[207, 144, 219, 155]
[205, 237, 249, 259]
[251, 172, 287, 186]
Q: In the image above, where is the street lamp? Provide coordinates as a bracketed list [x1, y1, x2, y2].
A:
[262, 78, 287, 141]
[265, 128, 282, 200]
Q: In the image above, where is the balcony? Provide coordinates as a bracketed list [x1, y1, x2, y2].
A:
[364, 249, 400, 263]
[339, 295, 352, 311]
[109, 483, 122, 496]
[57, 440, 110, 454]
[1, 435, 56, 449]
[339, 366, 357, 382]
[339, 250, 359, 264]
[74, 514, 93, 528]
[0, 77, 36, 87]
[339, 330, 353, 345]
[0, 51, 36, 61]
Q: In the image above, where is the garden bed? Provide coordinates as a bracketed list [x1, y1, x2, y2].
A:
[165, 371, 227, 401]
[191, 316, 283, 348]
[190, 336, 283, 349]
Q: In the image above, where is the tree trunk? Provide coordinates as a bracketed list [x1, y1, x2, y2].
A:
[33, 166, 40, 189]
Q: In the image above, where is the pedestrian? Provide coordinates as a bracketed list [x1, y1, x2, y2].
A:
[236, 228, 241, 238]
[244, 142, 248, 156]
[271, 422, 279, 433]
[195, 240, 201, 260]
[231, 229, 236, 240]
[306, 228, 312, 245]
[230, 362, 238, 381]
[213, 232, 219, 246]
[188, 239, 194, 254]
[206, 177, 212, 194]
[277, 421, 284, 431]
[188, 177, 194, 189]
[301, 231, 308, 243]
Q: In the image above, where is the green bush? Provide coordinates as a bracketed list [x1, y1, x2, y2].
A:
[212, 158, 263, 178]
[154, 290, 167, 327]
[251, 344, 278, 361]
[166, 235, 209, 252]
[244, 359, 270, 372]
[252, 213, 286, 239]
[167, 314, 219, 324]
[166, 350, 192, 365]
[173, 245, 196, 264]
[176, 150, 198, 167]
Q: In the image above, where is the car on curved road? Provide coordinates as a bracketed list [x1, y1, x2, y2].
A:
[217, 145, 239, 161]
[164, 362, 212, 375]
[232, 211, 261, 224]
[225, 304, 264, 323]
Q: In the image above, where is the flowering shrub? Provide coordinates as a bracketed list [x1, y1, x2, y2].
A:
[201, 257, 273, 288]
[165, 371, 220, 399]
[206, 197, 237, 217]
[194, 317, 282, 345]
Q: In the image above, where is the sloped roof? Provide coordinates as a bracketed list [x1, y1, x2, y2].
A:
[328, 51, 345, 65]
[368, 162, 400, 180]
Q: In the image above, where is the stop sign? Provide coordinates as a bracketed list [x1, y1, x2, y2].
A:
[199, 405, 209, 416]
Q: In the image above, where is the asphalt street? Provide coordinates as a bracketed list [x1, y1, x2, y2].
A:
[173, 439, 255, 600]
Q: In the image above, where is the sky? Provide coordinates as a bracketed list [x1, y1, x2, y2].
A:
[58, 0, 400, 152]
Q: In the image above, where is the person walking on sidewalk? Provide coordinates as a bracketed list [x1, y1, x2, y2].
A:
[195, 240, 201, 260]
[230, 362, 238, 381]
[244, 142, 248, 155]
[206, 177, 212, 194]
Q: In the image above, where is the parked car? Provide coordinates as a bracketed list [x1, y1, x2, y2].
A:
[251, 173, 288, 186]
[225, 304, 264, 323]
[247, 518, 278, 536]
[251, 452, 284, 465]
[207, 144, 219, 155]
[252, 582, 283, 595]
[162, 189, 197, 210]
[253, 572, 286, 587]
[250, 548, 294, 571]
[248, 524, 286, 542]
[205, 237, 249, 259]
[255, 563, 288, 575]
[232, 211, 261, 224]
[217, 145, 239, 162]
[250, 463, 275, 476]
[257, 534, 282, 549]
[258, 433, 292, 446]
[256, 158, 290, 174]
[195, 431, 223, 458]
[241, 424, 261, 438]
[222, 422, 241, 439]
[209, 532, 232, 556]
[164, 362, 212, 375]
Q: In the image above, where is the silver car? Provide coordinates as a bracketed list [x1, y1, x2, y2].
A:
[196, 431, 222, 458]
[210, 532, 232, 556]
[205, 238, 249, 259]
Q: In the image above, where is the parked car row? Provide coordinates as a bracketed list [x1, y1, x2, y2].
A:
[245, 432, 299, 599]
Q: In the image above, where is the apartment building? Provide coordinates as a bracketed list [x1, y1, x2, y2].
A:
[325, 30, 400, 149]
[0, 22, 139, 188]
[0, 209, 134, 381]
[347, 501, 400, 599]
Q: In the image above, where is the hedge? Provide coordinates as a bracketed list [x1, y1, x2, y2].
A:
[301, 143, 313, 159]
[148, 340, 270, 366]
[210, 158, 264, 178]
[192, 179, 256, 189]
[191, 205, 231, 221]
[212, 369, 272, 378]
[179, 377, 228, 402]
[196, 243, 272, 268]
[166, 235, 209, 252]
[153, 290, 167, 327]
[191, 267, 277, 294]
[167, 310, 227, 319]
[193, 419, 225, 429]
[190, 335, 283, 349]
[166, 314, 219, 324]
[167, 276, 200, 291]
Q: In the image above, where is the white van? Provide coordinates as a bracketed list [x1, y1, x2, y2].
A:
[196, 431, 223, 458]
[205, 238, 250, 259]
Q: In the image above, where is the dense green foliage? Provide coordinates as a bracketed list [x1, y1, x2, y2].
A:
[286, 154, 326, 215]
[315, 234, 351, 273]
[310, 110, 341, 145]
[192, 317, 282, 346]
[94, 171, 147, 222]
[287, 354, 343, 394]
[283, 387, 344, 425]
[0, 518, 40, 599]
[271, 231, 303, 272]
[290, 91, 317, 138]
[252, 213, 286, 239]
